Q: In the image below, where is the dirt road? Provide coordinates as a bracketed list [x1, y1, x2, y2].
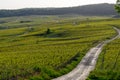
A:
[53, 27, 120, 80]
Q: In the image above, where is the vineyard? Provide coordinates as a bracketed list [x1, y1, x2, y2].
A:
[0, 16, 120, 80]
[88, 27, 120, 80]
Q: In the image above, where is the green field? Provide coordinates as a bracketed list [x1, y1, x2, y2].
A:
[0, 15, 120, 80]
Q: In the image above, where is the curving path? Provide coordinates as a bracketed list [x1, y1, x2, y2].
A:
[53, 27, 120, 80]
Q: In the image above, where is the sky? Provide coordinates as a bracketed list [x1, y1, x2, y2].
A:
[0, 0, 116, 9]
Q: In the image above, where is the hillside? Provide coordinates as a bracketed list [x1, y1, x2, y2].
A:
[0, 15, 120, 79]
[0, 3, 117, 17]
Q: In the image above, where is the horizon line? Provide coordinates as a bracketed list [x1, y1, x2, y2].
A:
[0, 3, 115, 10]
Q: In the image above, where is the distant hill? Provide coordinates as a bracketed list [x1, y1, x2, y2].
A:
[0, 3, 117, 17]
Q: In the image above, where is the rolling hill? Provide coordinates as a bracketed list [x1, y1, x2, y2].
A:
[0, 3, 117, 17]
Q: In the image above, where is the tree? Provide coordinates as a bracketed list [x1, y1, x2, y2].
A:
[46, 28, 51, 34]
[115, 0, 120, 13]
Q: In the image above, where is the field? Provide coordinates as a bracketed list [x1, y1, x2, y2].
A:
[88, 26, 120, 80]
[0, 15, 120, 80]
